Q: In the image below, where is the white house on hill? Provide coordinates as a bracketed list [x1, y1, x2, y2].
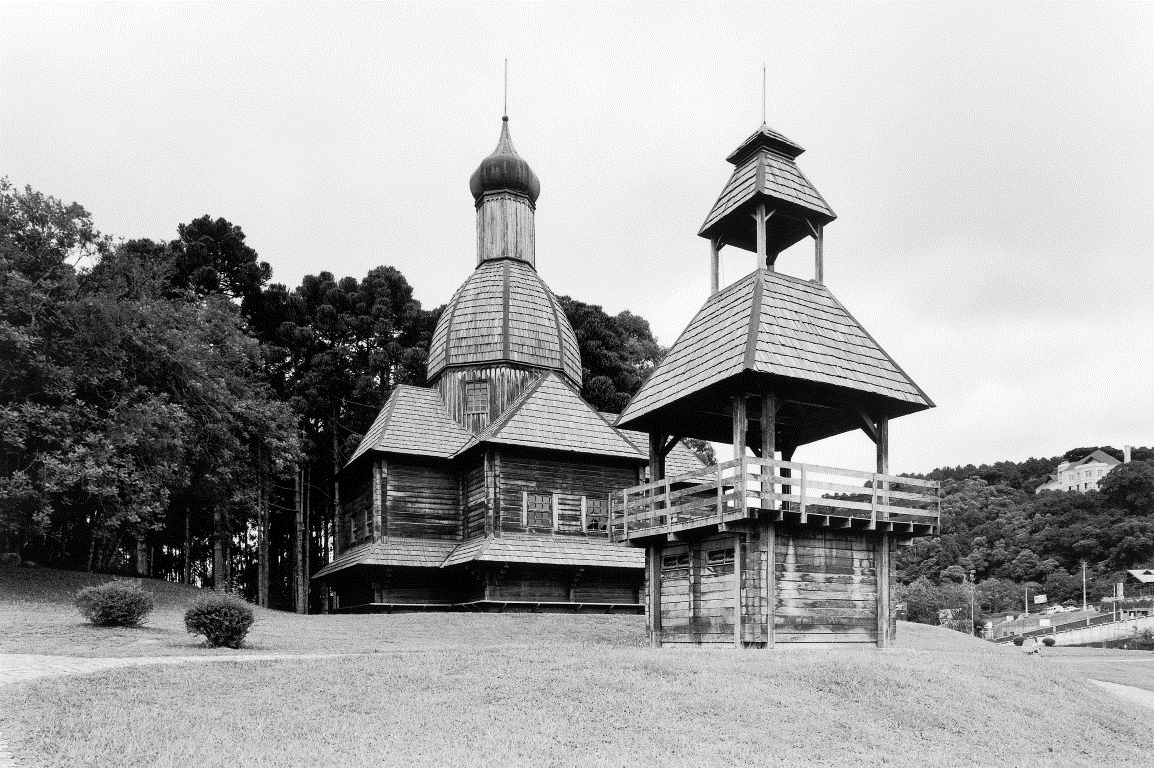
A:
[1034, 447, 1130, 494]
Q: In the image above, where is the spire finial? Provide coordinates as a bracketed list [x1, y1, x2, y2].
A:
[762, 63, 767, 125]
[504, 58, 508, 119]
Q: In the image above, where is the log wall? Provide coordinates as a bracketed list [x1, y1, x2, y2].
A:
[497, 450, 639, 534]
[649, 524, 897, 647]
[385, 458, 461, 540]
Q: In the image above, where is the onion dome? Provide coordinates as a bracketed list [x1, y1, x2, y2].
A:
[469, 117, 541, 203]
[426, 258, 581, 385]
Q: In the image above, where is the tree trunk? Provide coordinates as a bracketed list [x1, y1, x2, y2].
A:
[213, 506, 224, 590]
[183, 505, 192, 584]
[303, 465, 310, 613]
[294, 468, 305, 614]
[135, 536, 147, 576]
[258, 448, 270, 608]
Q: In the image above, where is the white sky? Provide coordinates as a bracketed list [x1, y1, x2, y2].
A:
[2, 2, 1151, 474]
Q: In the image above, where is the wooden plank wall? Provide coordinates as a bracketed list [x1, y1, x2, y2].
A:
[463, 458, 487, 538]
[775, 530, 880, 644]
[498, 450, 637, 534]
[657, 531, 770, 646]
[486, 566, 640, 604]
[650, 526, 891, 647]
[371, 567, 454, 605]
[341, 476, 373, 550]
[386, 459, 462, 540]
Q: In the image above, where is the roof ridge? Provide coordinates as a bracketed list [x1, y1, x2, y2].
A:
[555, 375, 646, 457]
[620, 271, 759, 422]
[743, 269, 766, 370]
[530, 266, 569, 377]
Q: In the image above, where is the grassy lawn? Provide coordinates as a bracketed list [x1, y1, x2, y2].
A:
[2, 567, 1151, 767]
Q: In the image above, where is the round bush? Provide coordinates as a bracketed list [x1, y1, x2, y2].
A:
[0, 552, 21, 567]
[1042, 637, 1056, 647]
[75, 581, 155, 627]
[1012, 636, 1025, 646]
[184, 593, 255, 649]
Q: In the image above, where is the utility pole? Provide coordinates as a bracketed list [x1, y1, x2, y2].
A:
[1081, 560, 1088, 626]
[969, 569, 976, 636]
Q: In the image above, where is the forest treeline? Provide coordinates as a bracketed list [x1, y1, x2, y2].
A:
[3, 181, 1150, 617]
[0, 181, 666, 610]
[898, 449, 1154, 628]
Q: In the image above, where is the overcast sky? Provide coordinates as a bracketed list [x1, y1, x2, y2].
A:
[2, 2, 1151, 474]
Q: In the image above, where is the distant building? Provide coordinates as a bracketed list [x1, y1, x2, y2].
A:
[1034, 448, 1128, 494]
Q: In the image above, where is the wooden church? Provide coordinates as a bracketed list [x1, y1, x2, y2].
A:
[313, 116, 702, 612]
[614, 123, 941, 647]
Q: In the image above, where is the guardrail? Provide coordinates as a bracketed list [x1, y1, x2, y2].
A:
[608, 458, 939, 543]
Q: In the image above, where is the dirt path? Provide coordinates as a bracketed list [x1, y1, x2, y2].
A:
[1090, 679, 1154, 711]
[0, 652, 351, 768]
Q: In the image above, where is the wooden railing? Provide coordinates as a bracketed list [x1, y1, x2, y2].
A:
[608, 458, 939, 542]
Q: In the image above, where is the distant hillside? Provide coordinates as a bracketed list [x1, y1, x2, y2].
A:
[897, 447, 1154, 627]
[921, 445, 1152, 494]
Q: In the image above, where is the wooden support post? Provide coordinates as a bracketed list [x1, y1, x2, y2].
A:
[877, 416, 890, 519]
[733, 533, 743, 648]
[780, 445, 794, 512]
[710, 238, 721, 295]
[761, 395, 776, 509]
[732, 395, 746, 521]
[649, 545, 662, 648]
[878, 534, 891, 648]
[732, 395, 746, 461]
[765, 524, 776, 649]
[876, 414, 890, 648]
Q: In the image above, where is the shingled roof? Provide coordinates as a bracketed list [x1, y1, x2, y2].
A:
[311, 537, 460, 579]
[426, 258, 582, 385]
[346, 385, 476, 465]
[477, 373, 646, 460]
[699, 125, 835, 255]
[441, 533, 643, 569]
[617, 269, 933, 442]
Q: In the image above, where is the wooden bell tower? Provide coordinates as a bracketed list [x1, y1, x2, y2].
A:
[615, 123, 939, 649]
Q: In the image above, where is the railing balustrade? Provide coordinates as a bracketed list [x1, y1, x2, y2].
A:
[609, 458, 939, 542]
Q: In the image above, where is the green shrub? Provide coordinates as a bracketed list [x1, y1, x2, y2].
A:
[1042, 637, 1055, 647]
[75, 581, 155, 627]
[1012, 636, 1025, 646]
[184, 592, 254, 648]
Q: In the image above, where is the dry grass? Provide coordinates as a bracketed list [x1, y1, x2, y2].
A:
[1, 567, 1151, 768]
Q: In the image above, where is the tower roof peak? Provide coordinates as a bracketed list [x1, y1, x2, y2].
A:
[469, 117, 541, 203]
[726, 122, 806, 164]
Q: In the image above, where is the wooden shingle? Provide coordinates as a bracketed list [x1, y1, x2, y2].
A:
[618, 269, 933, 432]
[346, 385, 477, 465]
[311, 537, 460, 579]
[478, 373, 646, 460]
[426, 259, 582, 385]
[442, 533, 644, 569]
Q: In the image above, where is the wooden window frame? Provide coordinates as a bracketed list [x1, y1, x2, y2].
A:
[584, 495, 609, 532]
[526, 491, 553, 530]
[464, 380, 489, 416]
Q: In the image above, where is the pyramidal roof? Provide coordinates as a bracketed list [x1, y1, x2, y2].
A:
[618, 269, 933, 429]
[347, 385, 477, 464]
[478, 372, 646, 460]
